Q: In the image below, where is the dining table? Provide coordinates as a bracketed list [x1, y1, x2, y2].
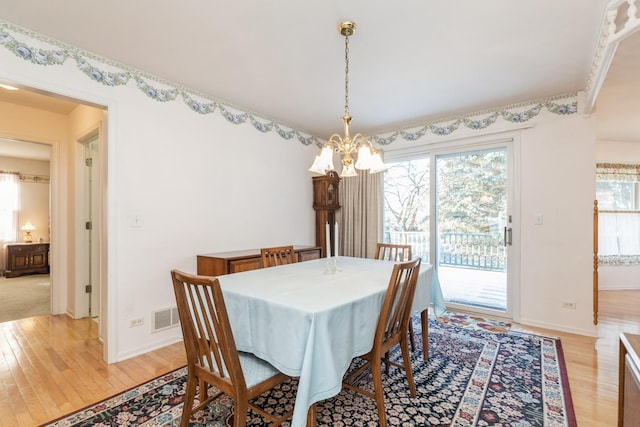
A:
[217, 255, 445, 427]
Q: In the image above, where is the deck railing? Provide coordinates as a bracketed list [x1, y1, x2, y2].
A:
[384, 231, 506, 271]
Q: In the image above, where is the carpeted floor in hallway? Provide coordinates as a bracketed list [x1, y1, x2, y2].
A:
[0, 274, 50, 322]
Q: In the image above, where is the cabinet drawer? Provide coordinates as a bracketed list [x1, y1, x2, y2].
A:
[298, 248, 321, 262]
[228, 258, 262, 273]
[31, 244, 48, 253]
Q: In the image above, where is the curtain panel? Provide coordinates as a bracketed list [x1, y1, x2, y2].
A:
[339, 171, 383, 259]
[0, 172, 20, 275]
[598, 211, 640, 265]
[596, 163, 640, 182]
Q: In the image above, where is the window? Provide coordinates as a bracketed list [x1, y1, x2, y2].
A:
[596, 163, 640, 265]
[382, 157, 430, 260]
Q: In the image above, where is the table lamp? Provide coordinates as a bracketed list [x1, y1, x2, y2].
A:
[21, 222, 35, 243]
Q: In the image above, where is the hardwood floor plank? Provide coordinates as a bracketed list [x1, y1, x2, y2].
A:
[0, 400, 19, 427]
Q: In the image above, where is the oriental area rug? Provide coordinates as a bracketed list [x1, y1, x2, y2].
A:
[42, 316, 576, 427]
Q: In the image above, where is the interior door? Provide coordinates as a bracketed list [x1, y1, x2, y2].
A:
[434, 144, 513, 317]
[87, 138, 100, 318]
[77, 134, 100, 319]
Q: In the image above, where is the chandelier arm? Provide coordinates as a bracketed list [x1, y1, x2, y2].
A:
[328, 134, 346, 153]
[352, 133, 371, 147]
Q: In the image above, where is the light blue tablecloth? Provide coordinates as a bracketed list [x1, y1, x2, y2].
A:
[218, 256, 444, 427]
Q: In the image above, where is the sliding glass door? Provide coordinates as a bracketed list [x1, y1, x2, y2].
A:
[383, 139, 516, 318]
[435, 146, 511, 315]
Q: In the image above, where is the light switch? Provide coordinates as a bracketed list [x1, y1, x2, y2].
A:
[130, 214, 143, 228]
[534, 213, 543, 225]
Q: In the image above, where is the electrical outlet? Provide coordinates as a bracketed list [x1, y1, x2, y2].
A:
[129, 317, 144, 327]
[561, 301, 576, 309]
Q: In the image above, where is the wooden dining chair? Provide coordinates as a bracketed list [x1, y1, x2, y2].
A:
[374, 243, 421, 352]
[375, 242, 412, 262]
[341, 257, 421, 427]
[260, 245, 297, 267]
[171, 269, 294, 427]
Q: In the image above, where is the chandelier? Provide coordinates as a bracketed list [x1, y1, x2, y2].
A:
[309, 21, 385, 177]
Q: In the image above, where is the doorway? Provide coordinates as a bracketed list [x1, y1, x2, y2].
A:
[0, 140, 52, 322]
[434, 145, 512, 317]
[0, 86, 109, 358]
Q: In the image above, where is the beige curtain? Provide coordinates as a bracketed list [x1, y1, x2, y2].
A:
[0, 172, 20, 276]
[339, 171, 382, 258]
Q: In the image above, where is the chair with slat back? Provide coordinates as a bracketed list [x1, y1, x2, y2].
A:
[375, 243, 412, 262]
[260, 245, 297, 268]
[171, 270, 294, 427]
[374, 243, 423, 353]
[341, 258, 422, 427]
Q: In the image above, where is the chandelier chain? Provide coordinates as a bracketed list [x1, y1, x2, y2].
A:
[344, 35, 350, 117]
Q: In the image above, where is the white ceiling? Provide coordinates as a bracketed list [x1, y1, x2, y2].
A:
[3, 0, 638, 159]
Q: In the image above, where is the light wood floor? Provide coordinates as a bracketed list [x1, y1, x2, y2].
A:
[2, 290, 638, 427]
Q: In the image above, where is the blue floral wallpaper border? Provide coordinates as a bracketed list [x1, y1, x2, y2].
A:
[371, 95, 578, 146]
[0, 19, 578, 148]
[599, 255, 640, 266]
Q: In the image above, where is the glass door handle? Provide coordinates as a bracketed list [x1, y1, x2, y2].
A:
[504, 227, 513, 246]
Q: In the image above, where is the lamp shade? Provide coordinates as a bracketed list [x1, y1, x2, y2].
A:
[308, 155, 326, 174]
[368, 152, 387, 174]
[21, 222, 35, 231]
[341, 163, 357, 177]
[355, 145, 372, 170]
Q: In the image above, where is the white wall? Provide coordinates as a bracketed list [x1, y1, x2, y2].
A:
[1, 34, 318, 362]
[518, 116, 596, 335]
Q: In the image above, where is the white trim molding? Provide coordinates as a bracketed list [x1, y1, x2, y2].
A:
[584, 0, 640, 114]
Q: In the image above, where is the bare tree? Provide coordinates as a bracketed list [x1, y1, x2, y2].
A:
[384, 160, 430, 234]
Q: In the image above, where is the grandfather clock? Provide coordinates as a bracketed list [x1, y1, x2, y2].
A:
[312, 171, 341, 257]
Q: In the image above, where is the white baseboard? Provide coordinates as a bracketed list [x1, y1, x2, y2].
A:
[116, 335, 183, 362]
[599, 284, 640, 291]
[517, 317, 598, 338]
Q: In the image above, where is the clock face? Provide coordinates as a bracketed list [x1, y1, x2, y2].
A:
[327, 183, 336, 204]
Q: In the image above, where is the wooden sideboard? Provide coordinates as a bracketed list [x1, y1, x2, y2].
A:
[619, 332, 640, 426]
[5, 242, 50, 278]
[197, 245, 322, 276]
